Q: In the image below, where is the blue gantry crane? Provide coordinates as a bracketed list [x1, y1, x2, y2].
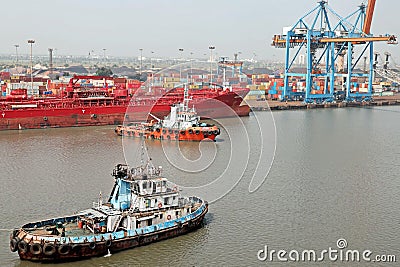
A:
[271, 0, 396, 103]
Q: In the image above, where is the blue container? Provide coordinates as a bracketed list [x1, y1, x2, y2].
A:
[2, 92, 6, 96]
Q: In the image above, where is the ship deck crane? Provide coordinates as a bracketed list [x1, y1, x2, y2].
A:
[271, 0, 397, 103]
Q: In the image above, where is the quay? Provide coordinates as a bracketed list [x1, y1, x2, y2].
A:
[247, 95, 400, 111]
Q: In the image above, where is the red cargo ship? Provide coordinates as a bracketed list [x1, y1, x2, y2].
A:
[0, 75, 249, 130]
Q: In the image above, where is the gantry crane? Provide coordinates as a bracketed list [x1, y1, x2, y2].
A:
[271, 0, 396, 103]
[373, 52, 400, 84]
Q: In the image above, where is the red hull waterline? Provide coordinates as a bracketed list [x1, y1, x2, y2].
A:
[0, 99, 250, 131]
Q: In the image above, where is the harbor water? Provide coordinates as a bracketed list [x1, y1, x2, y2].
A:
[0, 106, 399, 266]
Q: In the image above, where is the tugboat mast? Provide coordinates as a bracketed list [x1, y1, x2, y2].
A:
[183, 83, 190, 112]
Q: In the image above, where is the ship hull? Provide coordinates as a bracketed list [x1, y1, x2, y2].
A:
[1, 93, 249, 131]
[12, 204, 208, 262]
[115, 125, 220, 141]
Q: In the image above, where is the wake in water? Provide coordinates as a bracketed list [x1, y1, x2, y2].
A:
[104, 249, 112, 258]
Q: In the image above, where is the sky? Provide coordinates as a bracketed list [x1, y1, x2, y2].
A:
[1, 0, 399, 61]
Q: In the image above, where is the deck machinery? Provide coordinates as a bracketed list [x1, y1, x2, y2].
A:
[272, 0, 397, 103]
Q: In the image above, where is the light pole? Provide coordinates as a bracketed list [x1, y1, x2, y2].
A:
[28, 39, 35, 95]
[14, 44, 19, 67]
[190, 52, 194, 83]
[150, 51, 155, 70]
[139, 48, 143, 77]
[150, 51, 155, 92]
[209, 46, 215, 86]
[102, 48, 106, 65]
[178, 48, 184, 81]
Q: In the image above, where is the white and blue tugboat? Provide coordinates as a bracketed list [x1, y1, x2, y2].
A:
[9, 144, 208, 262]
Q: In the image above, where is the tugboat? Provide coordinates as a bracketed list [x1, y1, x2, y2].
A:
[9, 143, 208, 262]
[115, 85, 220, 141]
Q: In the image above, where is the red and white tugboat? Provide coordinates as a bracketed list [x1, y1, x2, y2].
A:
[115, 85, 220, 141]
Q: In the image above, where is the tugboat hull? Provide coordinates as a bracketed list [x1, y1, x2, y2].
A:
[12, 203, 207, 262]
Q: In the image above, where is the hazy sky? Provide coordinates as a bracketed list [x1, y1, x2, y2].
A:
[1, 0, 399, 61]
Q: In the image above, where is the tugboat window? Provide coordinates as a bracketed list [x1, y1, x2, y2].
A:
[160, 214, 163, 219]
[164, 197, 169, 205]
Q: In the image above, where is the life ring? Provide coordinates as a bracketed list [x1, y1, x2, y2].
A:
[18, 240, 28, 253]
[89, 242, 96, 250]
[43, 116, 48, 121]
[173, 186, 178, 191]
[58, 244, 70, 255]
[43, 243, 56, 256]
[30, 243, 43, 255]
[158, 202, 162, 208]
[105, 239, 112, 248]
[167, 215, 172, 220]
[10, 238, 18, 252]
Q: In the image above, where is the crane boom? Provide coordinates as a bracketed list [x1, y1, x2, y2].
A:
[363, 0, 376, 35]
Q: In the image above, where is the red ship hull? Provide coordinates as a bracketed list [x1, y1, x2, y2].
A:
[0, 91, 250, 131]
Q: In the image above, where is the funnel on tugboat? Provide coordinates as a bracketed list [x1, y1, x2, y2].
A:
[115, 84, 220, 141]
[9, 142, 208, 262]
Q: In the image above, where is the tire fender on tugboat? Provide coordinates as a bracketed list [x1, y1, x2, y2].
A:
[58, 244, 71, 255]
[18, 240, 28, 253]
[29, 243, 43, 255]
[43, 243, 56, 256]
[10, 238, 19, 252]
[89, 241, 96, 250]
